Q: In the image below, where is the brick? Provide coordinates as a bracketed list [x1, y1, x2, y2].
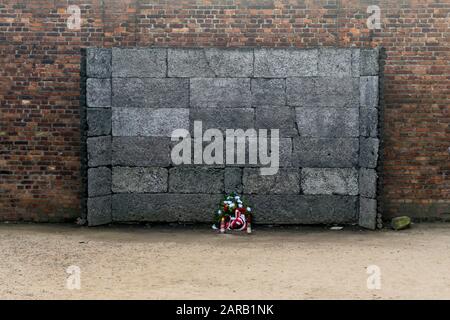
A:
[243, 168, 300, 194]
[318, 48, 352, 76]
[296, 107, 359, 137]
[190, 78, 251, 108]
[168, 167, 224, 193]
[112, 193, 222, 222]
[112, 48, 166, 77]
[247, 195, 358, 224]
[87, 109, 111, 137]
[251, 79, 286, 106]
[88, 167, 111, 197]
[168, 48, 253, 77]
[87, 195, 112, 226]
[112, 167, 168, 193]
[287, 77, 359, 107]
[112, 108, 189, 137]
[254, 48, 318, 77]
[224, 167, 243, 194]
[293, 138, 359, 168]
[190, 108, 254, 134]
[359, 138, 379, 168]
[112, 78, 189, 108]
[302, 168, 358, 195]
[359, 168, 378, 198]
[87, 136, 111, 167]
[360, 49, 379, 76]
[360, 76, 379, 108]
[359, 197, 377, 230]
[86, 48, 111, 78]
[256, 106, 297, 137]
[87, 78, 111, 108]
[112, 137, 171, 167]
[360, 107, 378, 137]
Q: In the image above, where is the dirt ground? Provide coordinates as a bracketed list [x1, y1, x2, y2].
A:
[0, 222, 449, 300]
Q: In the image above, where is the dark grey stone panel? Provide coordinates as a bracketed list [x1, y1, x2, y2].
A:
[359, 197, 377, 230]
[190, 78, 251, 108]
[251, 78, 286, 106]
[359, 137, 379, 168]
[88, 167, 111, 197]
[112, 137, 171, 167]
[87, 136, 111, 167]
[87, 108, 111, 137]
[87, 78, 111, 108]
[243, 168, 300, 194]
[168, 167, 224, 193]
[87, 195, 112, 226]
[112, 47, 166, 77]
[87, 48, 111, 78]
[112, 167, 168, 193]
[318, 48, 352, 76]
[254, 48, 318, 77]
[359, 168, 377, 198]
[255, 106, 297, 137]
[301, 168, 358, 195]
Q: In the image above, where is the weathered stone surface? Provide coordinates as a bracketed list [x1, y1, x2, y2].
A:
[87, 48, 111, 78]
[360, 76, 379, 108]
[360, 107, 378, 137]
[318, 48, 352, 76]
[360, 49, 379, 76]
[351, 48, 360, 77]
[224, 167, 243, 193]
[251, 79, 286, 106]
[296, 107, 359, 137]
[168, 167, 224, 193]
[190, 78, 251, 108]
[359, 168, 377, 198]
[87, 109, 111, 137]
[293, 138, 359, 167]
[243, 168, 300, 194]
[359, 197, 377, 229]
[112, 137, 171, 167]
[287, 77, 359, 107]
[112, 48, 166, 77]
[88, 167, 111, 197]
[247, 195, 358, 224]
[112, 78, 189, 108]
[274, 138, 293, 168]
[254, 48, 318, 77]
[256, 106, 297, 137]
[112, 108, 189, 137]
[359, 138, 379, 168]
[88, 195, 112, 226]
[302, 168, 358, 195]
[190, 108, 254, 133]
[87, 136, 111, 167]
[87, 78, 111, 108]
[112, 167, 168, 193]
[112, 193, 222, 222]
[168, 48, 253, 77]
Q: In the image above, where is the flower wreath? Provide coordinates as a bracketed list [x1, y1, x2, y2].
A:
[212, 193, 253, 232]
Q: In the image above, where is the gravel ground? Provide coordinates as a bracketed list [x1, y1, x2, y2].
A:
[0, 223, 449, 300]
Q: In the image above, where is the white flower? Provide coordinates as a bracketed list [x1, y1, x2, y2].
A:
[229, 203, 235, 208]
[238, 204, 243, 208]
[217, 210, 222, 215]
[246, 207, 251, 212]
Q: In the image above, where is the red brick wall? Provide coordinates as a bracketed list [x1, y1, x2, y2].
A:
[0, 0, 449, 221]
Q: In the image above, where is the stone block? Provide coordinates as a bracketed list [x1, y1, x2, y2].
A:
[112, 47, 166, 77]
[318, 48, 352, 76]
[87, 78, 111, 108]
[359, 168, 377, 198]
[86, 48, 111, 78]
[293, 138, 359, 168]
[360, 107, 378, 137]
[112, 137, 171, 167]
[243, 168, 300, 194]
[351, 48, 360, 77]
[190, 78, 251, 108]
[190, 108, 254, 134]
[112, 167, 168, 193]
[168, 167, 224, 193]
[360, 48, 379, 76]
[302, 168, 358, 195]
[274, 138, 293, 168]
[359, 137, 379, 168]
[224, 167, 243, 193]
[88, 167, 111, 197]
[87, 108, 111, 137]
[359, 197, 377, 230]
[87, 136, 111, 167]
[256, 106, 297, 137]
[251, 78, 286, 106]
[296, 107, 359, 137]
[112, 108, 189, 137]
[87, 195, 112, 226]
[247, 195, 358, 224]
[168, 48, 253, 77]
[112, 193, 223, 222]
[287, 77, 359, 107]
[254, 48, 318, 77]
[112, 78, 189, 108]
[360, 76, 379, 108]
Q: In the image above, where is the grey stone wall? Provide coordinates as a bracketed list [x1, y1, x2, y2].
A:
[85, 47, 380, 229]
